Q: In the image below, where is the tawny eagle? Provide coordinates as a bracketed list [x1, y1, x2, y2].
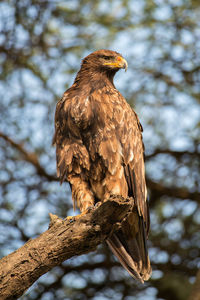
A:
[53, 49, 151, 282]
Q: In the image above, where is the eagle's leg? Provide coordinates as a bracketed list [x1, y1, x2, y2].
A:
[68, 175, 95, 214]
[102, 166, 128, 201]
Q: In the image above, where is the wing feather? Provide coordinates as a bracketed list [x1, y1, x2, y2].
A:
[53, 93, 92, 184]
[106, 97, 151, 281]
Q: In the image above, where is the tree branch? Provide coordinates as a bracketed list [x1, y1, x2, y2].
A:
[0, 196, 133, 300]
[147, 179, 200, 202]
[145, 149, 200, 160]
[0, 132, 56, 181]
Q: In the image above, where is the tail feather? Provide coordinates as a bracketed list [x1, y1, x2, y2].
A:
[107, 210, 151, 282]
[107, 235, 144, 283]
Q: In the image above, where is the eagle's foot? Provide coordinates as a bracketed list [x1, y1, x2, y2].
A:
[65, 202, 101, 222]
[65, 215, 76, 223]
[73, 205, 95, 220]
[103, 194, 126, 204]
[94, 202, 101, 209]
[109, 194, 126, 201]
[83, 202, 101, 212]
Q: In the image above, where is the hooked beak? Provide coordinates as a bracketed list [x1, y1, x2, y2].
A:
[120, 57, 128, 72]
[104, 56, 128, 71]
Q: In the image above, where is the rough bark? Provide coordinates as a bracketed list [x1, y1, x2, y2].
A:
[0, 196, 132, 300]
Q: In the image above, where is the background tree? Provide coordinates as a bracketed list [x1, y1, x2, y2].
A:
[0, 0, 199, 299]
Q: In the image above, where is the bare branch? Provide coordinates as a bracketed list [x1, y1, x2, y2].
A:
[0, 196, 132, 300]
[0, 132, 56, 181]
[147, 179, 200, 202]
[146, 149, 200, 160]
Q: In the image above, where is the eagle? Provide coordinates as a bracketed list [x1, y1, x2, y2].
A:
[53, 49, 151, 282]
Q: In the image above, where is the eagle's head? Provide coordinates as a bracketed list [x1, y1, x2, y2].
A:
[81, 49, 128, 73]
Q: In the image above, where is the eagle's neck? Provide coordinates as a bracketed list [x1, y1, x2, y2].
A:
[73, 66, 117, 90]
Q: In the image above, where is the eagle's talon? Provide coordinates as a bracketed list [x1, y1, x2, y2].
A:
[94, 202, 101, 209]
[65, 216, 76, 223]
[86, 205, 95, 212]
[73, 206, 94, 220]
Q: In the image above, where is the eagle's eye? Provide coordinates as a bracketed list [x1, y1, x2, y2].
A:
[99, 55, 113, 61]
[104, 56, 111, 60]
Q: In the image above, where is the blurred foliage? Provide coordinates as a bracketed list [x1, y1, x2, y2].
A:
[0, 0, 200, 299]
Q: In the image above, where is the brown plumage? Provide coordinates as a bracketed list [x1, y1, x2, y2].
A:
[53, 49, 151, 282]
